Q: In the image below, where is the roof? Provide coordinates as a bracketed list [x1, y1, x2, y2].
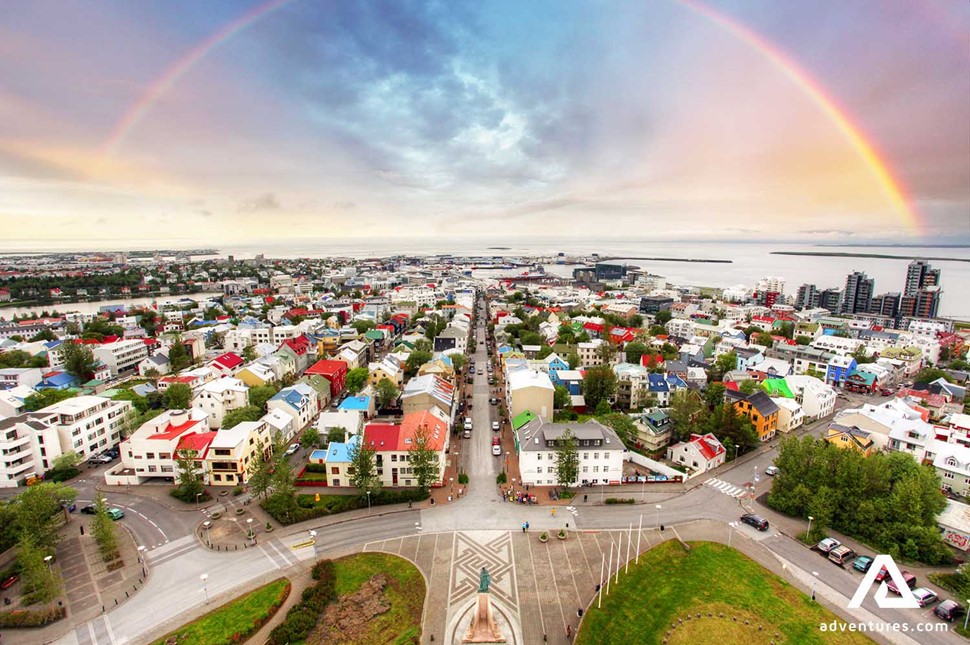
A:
[149, 416, 206, 441]
[512, 410, 537, 431]
[507, 369, 554, 392]
[400, 409, 448, 451]
[324, 434, 359, 464]
[175, 431, 217, 456]
[306, 359, 348, 376]
[689, 433, 725, 461]
[338, 395, 371, 411]
[363, 422, 402, 450]
[761, 378, 794, 399]
[745, 391, 780, 417]
[213, 352, 244, 369]
[517, 416, 624, 452]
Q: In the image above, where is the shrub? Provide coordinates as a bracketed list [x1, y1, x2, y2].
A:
[311, 559, 334, 581]
[171, 488, 211, 504]
[267, 560, 337, 645]
[605, 498, 636, 505]
[496, 472, 507, 485]
[232, 486, 244, 496]
[0, 606, 66, 628]
[458, 473, 469, 485]
[305, 463, 328, 474]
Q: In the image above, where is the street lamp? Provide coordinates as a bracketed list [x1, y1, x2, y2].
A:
[200, 573, 209, 604]
[811, 571, 819, 601]
[366, 490, 371, 513]
[247, 518, 254, 544]
[806, 516, 814, 539]
[195, 491, 202, 510]
[44, 555, 53, 573]
[449, 477, 454, 493]
[964, 599, 969, 631]
[655, 504, 662, 530]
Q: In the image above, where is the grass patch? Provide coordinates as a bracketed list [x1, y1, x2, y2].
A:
[152, 577, 290, 645]
[576, 541, 873, 645]
[324, 552, 425, 645]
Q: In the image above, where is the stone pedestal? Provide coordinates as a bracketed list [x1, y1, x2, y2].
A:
[462, 592, 506, 643]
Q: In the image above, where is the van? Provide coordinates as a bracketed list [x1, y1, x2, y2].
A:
[464, 417, 473, 431]
[828, 546, 856, 566]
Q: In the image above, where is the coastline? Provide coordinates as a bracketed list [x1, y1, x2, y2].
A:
[771, 251, 970, 263]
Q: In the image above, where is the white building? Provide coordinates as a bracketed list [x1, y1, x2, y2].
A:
[31, 395, 133, 465]
[111, 409, 212, 484]
[784, 375, 836, 420]
[192, 377, 250, 429]
[267, 383, 320, 439]
[516, 417, 624, 487]
[506, 369, 554, 420]
[772, 397, 804, 433]
[93, 339, 149, 377]
[666, 433, 726, 476]
[205, 420, 271, 486]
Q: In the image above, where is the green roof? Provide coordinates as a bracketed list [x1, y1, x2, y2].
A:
[847, 370, 876, 386]
[761, 378, 794, 399]
[364, 329, 385, 340]
[512, 410, 537, 431]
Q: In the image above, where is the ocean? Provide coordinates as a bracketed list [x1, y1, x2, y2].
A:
[2, 237, 968, 319]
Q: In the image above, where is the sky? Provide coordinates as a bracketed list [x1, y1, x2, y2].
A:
[1, 0, 968, 248]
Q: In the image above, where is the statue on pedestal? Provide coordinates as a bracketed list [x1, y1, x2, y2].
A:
[463, 567, 506, 643]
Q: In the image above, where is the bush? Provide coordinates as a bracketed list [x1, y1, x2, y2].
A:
[305, 463, 328, 474]
[496, 472, 507, 485]
[263, 490, 430, 526]
[605, 498, 636, 505]
[232, 486, 244, 496]
[267, 560, 337, 645]
[43, 466, 80, 483]
[458, 473, 469, 485]
[0, 606, 66, 628]
[171, 487, 211, 504]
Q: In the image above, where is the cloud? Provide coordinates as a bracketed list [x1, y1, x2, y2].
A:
[237, 193, 281, 213]
[332, 201, 356, 210]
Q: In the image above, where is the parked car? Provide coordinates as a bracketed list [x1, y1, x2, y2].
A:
[492, 439, 502, 457]
[874, 566, 890, 582]
[284, 443, 300, 456]
[765, 465, 779, 476]
[879, 388, 893, 396]
[934, 599, 965, 622]
[489, 397, 499, 405]
[886, 572, 917, 595]
[0, 575, 18, 590]
[815, 538, 841, 554]
[87, 454, 111, 465]
[851, 555, 873, 573]
[80, 505, 97, 515]
[912, 588, 938, 607]
[828, 546, 856, 566]
[464, 418, 473, 431]
[469, 367, 475, 374]
[740, 514, 769, 531]
[103, 447, 120, 459]
[61, 501, 77, 513]
[491, 421, 500, 431]
[106, 508, 125, 521]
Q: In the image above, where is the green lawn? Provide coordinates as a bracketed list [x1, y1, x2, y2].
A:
[322, 552, 425, 645]
[577, 541, 872, 645]
[152, 577, 290, 645]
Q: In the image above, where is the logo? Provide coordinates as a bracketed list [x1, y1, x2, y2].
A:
[847, 555, 919, 609]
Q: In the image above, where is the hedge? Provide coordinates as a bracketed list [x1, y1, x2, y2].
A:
[0, 606, 66, 628]
[267, 560, 336, 645]
[605, 498, 636, 505]
[304, 463, 328, 474]
[262, 489, 429, 526]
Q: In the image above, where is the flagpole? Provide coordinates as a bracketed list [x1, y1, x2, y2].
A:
[636, 514, 643, 564]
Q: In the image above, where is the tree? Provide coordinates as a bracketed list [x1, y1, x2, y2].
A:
[708, 352, 738, 382]
[326, 427, 348, 445]
[221, 406, 263, 429]
[409, 424, 441, 493]
[270, 435, 295, 498]
[705, 383, 726, 408]
[739, 379, 758, 394]
[349, 435, 381, 497]
[851, 345, 874, 365]
[18, 534, 60, 605]
[29, 329, 57, 342]
[450, 354, 466, 372]
[162, 383, 192, 409]
[345, 367, 369, 394]
[300, 425, 320, 449]
[553, 385, 571, 410]
[668, 389, 708, 442]
[581, 365, 617, 412]
[167, 336, 191, 372]
[249, 384, 280, 411]
[14, 482, 76, 549]
[914, 367, 952, 384]
[405, 350, 432, 376]
[623, 341, 650, 365]
[91, 492, 119, 561]
[795, 335, 812, 346]
[375, 378, 399, 409]
[554, 428, 579, 488]
[597, 413, 637, 446]
[629, 314, 643, 328]
[413, 338, 432, 353]
[753, 332, 774, 347]
[247, 449, 273, 501]
[23, 388, 77, 412]
[654, 310, 672, 325]
[172, 449, 205, 503]
[242, 345, 257, 362]
[567, 350, 580, 370]
[62, 341, 98, 382]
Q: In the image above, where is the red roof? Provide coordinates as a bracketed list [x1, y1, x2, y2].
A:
[724, 381, 740, 391]
[400, 411, 448, 451]
[363, 423, 401, 450]
[160, 375, 197, 384]
[306, 359, 348, 377]
[690, 433, 725, 461]
[176, 431, 218, 457]
[213, 352, 244, 369]
[583, 322, 604, 332]
[150, 418, 206, 441]
[640, 355, 665, 368]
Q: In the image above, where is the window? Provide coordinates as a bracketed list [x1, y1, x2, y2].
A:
[146, 452, 155, 459]
[593, 452, 599, 460]
[537, 453, 542, 461]
[536, 467, 542, 474]
[582, 466, 589, 473]
[593, 465, 599, 473]
[583, 453, 589, 460]
[331, 467, 339, 474]
[392, 454, 398, 462]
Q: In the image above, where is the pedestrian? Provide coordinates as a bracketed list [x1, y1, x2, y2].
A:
[566, 624, 572, 639]
[526, 521, 530, 531]
[583, 494, 588, 503]
[551, 508, 557, 517]
[522, 523, 526, 533]
[408, 500, 412, 509]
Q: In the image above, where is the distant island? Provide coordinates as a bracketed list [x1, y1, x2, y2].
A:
[487, 246, 512, 250]
[772, 251, 970, 263]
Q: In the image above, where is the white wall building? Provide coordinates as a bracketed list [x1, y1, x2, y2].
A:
[93, 339, 150, 377]
[516, 417, 624, 486]
[192, 377, 250, 429]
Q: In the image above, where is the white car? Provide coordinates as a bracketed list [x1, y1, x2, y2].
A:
[284, 443, 300, 456]
[492, 443, 502, 456]
[491, 421, 500, 431]
[765, 465, 779, 476]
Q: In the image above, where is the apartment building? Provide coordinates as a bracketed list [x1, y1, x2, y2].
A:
[93, 339, 150, 377]
[109, 409, 214, 485]
[205, 420, 271, 486]
[192, 377, 250, 429]
[267, 383, 320, 439]
[516, 417, 624, 487]
[32, 395, 133, 465]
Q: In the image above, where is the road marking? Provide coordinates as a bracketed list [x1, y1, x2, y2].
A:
[77, 498, 169, 542]
[104, 614, 118, 644]
[704, 478, 745, 498]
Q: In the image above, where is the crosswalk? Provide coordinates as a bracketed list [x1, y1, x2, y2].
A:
[704, 477, 747, 498]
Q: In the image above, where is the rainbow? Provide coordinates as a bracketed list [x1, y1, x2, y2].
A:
[103, 0, 293, 153]
[677, 0, 922, 234]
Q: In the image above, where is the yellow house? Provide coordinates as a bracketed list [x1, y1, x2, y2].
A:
[732, 391, 779, 442]
[418, 355, 456, 383]
[824, 423, 876, 457]
[236, 363, 277, 388]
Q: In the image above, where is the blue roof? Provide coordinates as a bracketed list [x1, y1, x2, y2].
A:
[324, 435, 359, 463]
[648, 373, 669, 392]
[338, 395, 371, 411]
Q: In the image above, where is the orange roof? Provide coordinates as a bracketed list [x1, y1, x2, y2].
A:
[149, 418, 206, 441]
[400, 410, 447, 451]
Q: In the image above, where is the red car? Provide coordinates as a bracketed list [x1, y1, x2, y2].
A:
[0, 575, 19, 590]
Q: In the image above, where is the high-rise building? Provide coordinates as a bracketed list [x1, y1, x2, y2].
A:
[870, 292, 900, 318]
[819, 289, 842, 313]
[904, 260, 941, 296]
[900, 287, 941, 319]
[795, 284, 819, 310]
[842, 271, 874, 315]
[756, 276, 786, 294]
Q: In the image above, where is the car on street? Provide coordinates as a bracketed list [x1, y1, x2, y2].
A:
[492, 421, 500, 431]
[0, 575, 19, 590]
[489, 397, 499, 405]
[912, 588, 938, 607]
[934, 599, 965, 622]
[284, 442, 300, 456]
[851, 555, 873, 573]
[765, 465, 779, 476]
[106, 507, 125, 521]
[739, 514, 769, 531]
[87, 454, 111, 465]
[828, 546, 856, 566]
[103, 447, 120, 459]
[80, 505, 98, 515]
[874, 566, 890, 582]
[887, 571, 917, 595]
[469, 366, 475, 374]
[491, 438, 502, 456]
[815, 538, 841, 554]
